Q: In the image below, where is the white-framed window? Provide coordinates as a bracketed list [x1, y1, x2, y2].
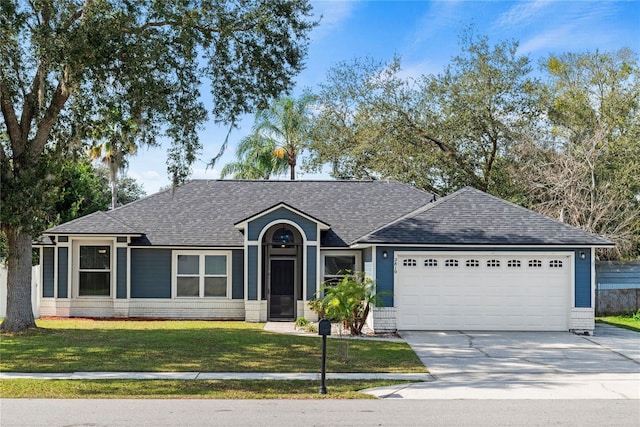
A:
[507, 259, 522, 268]
[528, 259, 542, 268]
[424, 259, 438, 267]
[549, 260, 564, 268]
[466, 259, 480, 267]
[403, 258, 417, 267]
[487, 259, 501, 268]
[173, 251, 231, 298]
[78, 244, 112, 296]
[322, 252, 361, 285]
[444, 259, 459, 267]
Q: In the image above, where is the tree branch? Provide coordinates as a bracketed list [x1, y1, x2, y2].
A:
[30, 78, 71, 158]
[0, 80, 23, 151]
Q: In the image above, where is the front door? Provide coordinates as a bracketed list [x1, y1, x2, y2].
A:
[269, 259, 296, 320]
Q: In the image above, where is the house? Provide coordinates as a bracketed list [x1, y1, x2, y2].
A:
[36, 180, 613, 333]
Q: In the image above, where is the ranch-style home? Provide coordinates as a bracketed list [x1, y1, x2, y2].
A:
[36, 180, 613, 333]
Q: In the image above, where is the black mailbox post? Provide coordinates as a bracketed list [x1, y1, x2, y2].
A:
[318, 318, 331, 394]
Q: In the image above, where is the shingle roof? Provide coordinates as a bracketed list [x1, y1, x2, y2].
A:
[47, 180, 435, 247]
[357, 186, 614, 246]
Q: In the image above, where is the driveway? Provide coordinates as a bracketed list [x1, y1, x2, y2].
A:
[364, 324, 640, 399]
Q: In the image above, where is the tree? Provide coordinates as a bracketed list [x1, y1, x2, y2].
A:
[308, 30, 541, 196]
[253, 95, 314, 180]
[93, 165, 146, 207]
[220, 131, 288, 179]
[89, 104, 139, 209]
[313, 272, 383, 336]
[1, 0, 316, 331]
[516, 49, 640, 259]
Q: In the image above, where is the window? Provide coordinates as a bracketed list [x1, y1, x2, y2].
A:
[79, 245, 111, 296]
[444, 259, 459, 267]
[487, 259, 500, 268]
[423, 259, 437, 267]
[549, 260, 563, 268]
[507, 260, 521, 268]
[466, 259, 480, 267]
[403, 258, 417, 267]
[323, 254, 357, 285]
[528, 259, 542, 268]
[175, 252, 229, 298]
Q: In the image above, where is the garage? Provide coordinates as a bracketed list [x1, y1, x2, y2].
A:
[395, 252, 572, 331]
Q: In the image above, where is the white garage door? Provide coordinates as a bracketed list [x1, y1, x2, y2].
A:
[395, 252, 571, 331]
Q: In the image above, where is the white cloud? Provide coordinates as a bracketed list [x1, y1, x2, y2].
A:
[496, 0, 553, 28]
[310, 0, 359, 41]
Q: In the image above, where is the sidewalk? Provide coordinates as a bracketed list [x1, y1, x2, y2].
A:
[0, 372, 433, 381]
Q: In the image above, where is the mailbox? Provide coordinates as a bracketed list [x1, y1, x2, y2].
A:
[318, 318, 332, 336]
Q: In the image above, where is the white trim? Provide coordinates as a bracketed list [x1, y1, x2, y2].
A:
[71, 238, 117, 299]
[319, 250, 362, 291]
[256, 219, 308, 303]
[171, 250, 232, 299]
[591, 246, 596, 310]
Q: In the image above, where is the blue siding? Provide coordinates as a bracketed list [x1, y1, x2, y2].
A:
[574, 249, 592, 307]
[57, 247, 68, 298]
[232, 250, 244, 299]
[375, 248, 395, 306]
[130, 249, 171, 298]
[307, 246, 317, 299]
[116, 248, 127, 299]
[247, 207, 317, 241]
[596, 261, 640, 290]
[247, 246, 258, 300]
[42, 247, 54, 298]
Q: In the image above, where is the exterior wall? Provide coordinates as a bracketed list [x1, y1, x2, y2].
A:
[247, 246, 258, 300]
[57, 247, 68, 298]
[231, 250, 244, 299]
[306, 246, 317, 300]
[42, 247, 54, 298]
[130, 249, 172, 298]
[116, 248, 127, 299]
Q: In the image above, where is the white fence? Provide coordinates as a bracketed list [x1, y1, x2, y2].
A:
[0, 265, 40, 318]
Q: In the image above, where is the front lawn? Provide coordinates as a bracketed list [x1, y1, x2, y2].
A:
[0, 319, 426, 373]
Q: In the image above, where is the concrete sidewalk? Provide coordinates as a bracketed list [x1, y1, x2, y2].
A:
[0, 371, 433, 381]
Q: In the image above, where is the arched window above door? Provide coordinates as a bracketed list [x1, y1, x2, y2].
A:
[271, 226, 295, 248]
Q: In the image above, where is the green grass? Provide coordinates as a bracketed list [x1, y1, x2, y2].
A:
[0, 379, 412, 399]
[597, 313, 640, 332]
[0, 319, 426, 373]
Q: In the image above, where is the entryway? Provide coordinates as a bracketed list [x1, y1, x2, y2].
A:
[263, 223, 303, 321]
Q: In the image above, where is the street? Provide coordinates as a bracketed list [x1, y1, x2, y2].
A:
[1, 399, 638, 427]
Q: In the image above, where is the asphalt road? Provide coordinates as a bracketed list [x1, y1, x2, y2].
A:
[2, 399, 639, 427]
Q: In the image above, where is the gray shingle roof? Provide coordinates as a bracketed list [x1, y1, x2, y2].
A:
[47, 180, 435, 247]
[357, 186, 614, 246]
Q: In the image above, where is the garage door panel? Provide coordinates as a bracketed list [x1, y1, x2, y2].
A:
[396, 253, 571, 331]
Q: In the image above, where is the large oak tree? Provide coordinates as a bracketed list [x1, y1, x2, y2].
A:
[0, 0, 315, 331]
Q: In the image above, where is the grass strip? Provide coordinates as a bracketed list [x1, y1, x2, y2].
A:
[0, 379, 415, 399]
[596, 317, 640, 332]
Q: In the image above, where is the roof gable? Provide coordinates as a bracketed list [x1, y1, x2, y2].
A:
[234, 202, 331, 231]
[358, 187, 614, 247]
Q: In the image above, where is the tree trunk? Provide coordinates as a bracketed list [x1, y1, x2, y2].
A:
[1, 227, 36, 332]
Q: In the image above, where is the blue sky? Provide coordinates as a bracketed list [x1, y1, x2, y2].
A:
[128, 0, 640, 194]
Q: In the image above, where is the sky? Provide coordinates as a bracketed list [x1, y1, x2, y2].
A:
[127, 0, 640, 194]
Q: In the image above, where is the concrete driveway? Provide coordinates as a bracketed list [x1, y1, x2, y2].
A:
[364, 324, 640, 399]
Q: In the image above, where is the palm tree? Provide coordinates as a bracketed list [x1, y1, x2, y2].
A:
[89, 106, 138, 209]
[220, 132, 288, 179]
[253, 95, 314, 180]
